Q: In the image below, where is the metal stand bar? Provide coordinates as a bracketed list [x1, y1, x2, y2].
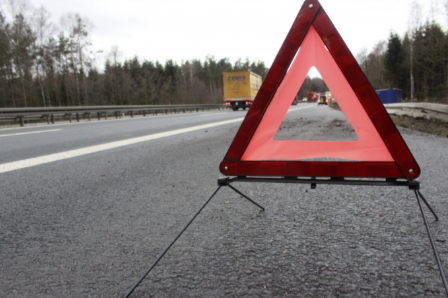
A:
[227, 184, 265, 211]
[123, 186, 222, 298]
[226, 176, 438, 219]
[417, 190, 439, 221]
[414, 190, 448, 295]
[228, 176, 417, 187]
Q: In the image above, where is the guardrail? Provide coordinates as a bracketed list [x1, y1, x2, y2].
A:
[3, 102, 444, 128]
[384, 102, 448, 122]
[0, 104, 232, 127]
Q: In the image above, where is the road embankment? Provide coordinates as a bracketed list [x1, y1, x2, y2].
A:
[329, 102, 448, 138]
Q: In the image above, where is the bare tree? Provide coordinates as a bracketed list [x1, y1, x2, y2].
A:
[60, 13, 92, 106]
[444, 0, 448, 21]
[2, 0, 34, 107]
[356, 41, 387, 90]
[33, 6, 52, 106]
[408, 0, 424, 100]
[2, 0, 31, 21]
[429, 0, 440, 23]
[109, 45, 122, 67]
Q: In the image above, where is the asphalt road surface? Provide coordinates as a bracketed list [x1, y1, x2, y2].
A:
[1, 103, 447, 297]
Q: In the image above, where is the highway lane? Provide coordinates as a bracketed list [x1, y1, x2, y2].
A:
[0, 104, 315, 170]
[1, 103, 447, 297]
[0, 109, 244, 164]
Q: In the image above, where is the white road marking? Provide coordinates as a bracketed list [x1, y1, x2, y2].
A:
[0, 104, 315, 174]
[0, 129, 61, 138]
[287, 104, 317, 113]
[200, 112, 232, 116]
[0, 118, 244, 174]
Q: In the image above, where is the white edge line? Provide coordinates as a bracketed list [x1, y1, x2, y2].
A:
[200, 112, 233, 117]
[287, 104, 317, 113]
[0, 129, 61, 138]
[0, 118, 244, 174]
[0, 105, 316, 173]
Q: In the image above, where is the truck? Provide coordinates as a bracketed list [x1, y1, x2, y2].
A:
[223, 71, 262, 111]
[318, 95, 328, 105]
[306, 92, 320, 102]
[325, 91, 334, 103]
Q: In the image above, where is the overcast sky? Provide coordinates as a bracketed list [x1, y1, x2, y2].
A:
[15, 0, 448, 70]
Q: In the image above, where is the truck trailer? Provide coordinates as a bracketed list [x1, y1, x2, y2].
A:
[223, 71, 262, 111]
[306, 92, 320, 102]
[376, 88, 403, 104]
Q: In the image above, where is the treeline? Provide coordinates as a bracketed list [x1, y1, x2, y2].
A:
[83, 56, 268, 106]
[3, 1, 447, 107]
[297, 76, 328, 99]
[0, 2, 268, 108]
[357, 19, 448, 103]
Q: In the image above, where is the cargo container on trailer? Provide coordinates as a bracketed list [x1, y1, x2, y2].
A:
[223, 71, 262, 111]
[306, 92, 319, 102]
[376, 89, 403, 104]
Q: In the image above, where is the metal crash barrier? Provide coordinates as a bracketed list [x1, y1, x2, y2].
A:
[0, 104, 233, 127]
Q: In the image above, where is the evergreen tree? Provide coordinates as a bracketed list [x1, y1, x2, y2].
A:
[384, 32, 405, 89]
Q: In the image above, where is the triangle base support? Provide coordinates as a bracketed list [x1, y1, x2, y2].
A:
[223, 175, 420, 188]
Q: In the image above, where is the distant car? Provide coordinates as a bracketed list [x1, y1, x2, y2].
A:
[302, 97, 307, 102]
[318, 95, 328, 105]
[291, 99, 298, 105]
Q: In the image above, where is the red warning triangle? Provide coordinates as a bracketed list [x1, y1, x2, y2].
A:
[220, 0, 420, 180]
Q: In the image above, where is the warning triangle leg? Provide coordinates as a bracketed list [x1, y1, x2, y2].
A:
[123, 182, 264, 297]
[416, 189, 439, 221]
[414, 190, 448, 295]
[218, 177, 265, 211]
[123, 186, 223, 297]
[227, 184, 265, 211]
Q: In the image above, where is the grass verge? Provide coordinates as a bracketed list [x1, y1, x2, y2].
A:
[389, 115, 448, 138]
[329, 102, 448, 138]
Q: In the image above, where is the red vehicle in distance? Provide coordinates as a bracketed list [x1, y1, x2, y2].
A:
[306, 92, 320, 102]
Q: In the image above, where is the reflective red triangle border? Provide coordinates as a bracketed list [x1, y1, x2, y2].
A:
[220, 0, 420, 180]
